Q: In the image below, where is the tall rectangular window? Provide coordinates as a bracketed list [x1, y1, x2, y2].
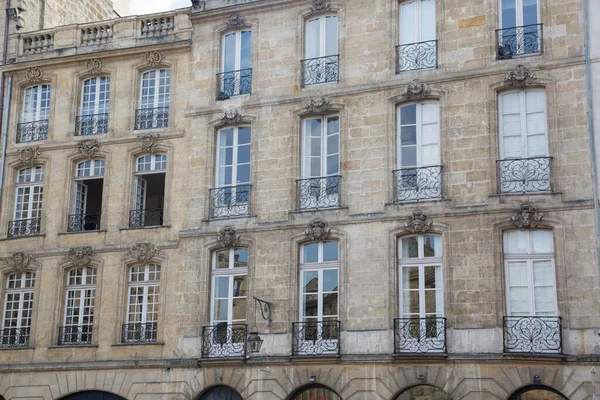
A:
[18, 85, 50, 142]
[136, 69, 170, 130]
[69, 160, 104, 232]
[1, 272, 35, 347]
[303, 15, 339, 86]
[498, 0, 541, 57]
[124, 264, 160, 343]
[130, 154, 166, 228]
[77, 77, 110, 135]
[219, 30, 252, 98]
[60, 267, 95, 345]
[397, 0, 436, 72]
[10, 167, 44, 238]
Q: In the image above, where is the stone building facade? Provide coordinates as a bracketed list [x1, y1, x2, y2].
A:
[0, 0, 597, 399]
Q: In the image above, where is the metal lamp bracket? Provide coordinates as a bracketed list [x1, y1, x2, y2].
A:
[253, 297, 272, 327]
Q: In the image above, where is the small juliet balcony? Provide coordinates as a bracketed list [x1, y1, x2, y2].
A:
[301, 55, 340, 87]
[121, 322, 157, 344]
[0, 327, 30, 348]
[292, 320, 341, 357]
[216, 68, 252, 100]
[201, 323, 247, 359]
[496, 157, 552, 194]
[496, 23, 543, 60]
[8, 218, 41, 238]
[68, 213, 101, 233]
[393, 166, 443, 203]
[75, 113, 108, 136]
[135, 107, 169, 130]
[396, 40, 438, 73]
[129, 209, 164, 228]
[394, 317, 446, 355]
[57, 325, 93, 346]
[503, 316, 562, 354]
[17, 120, 48, 143]
[209, 184, 251, 219]
[296, 176, 341, 211]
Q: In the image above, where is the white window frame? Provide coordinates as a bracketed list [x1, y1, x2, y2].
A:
[80, 76, 110, 116]
[216, 127, 251, 187]
[398, 0, 436, 45]
[305, 14, 338, 59]
[499, 0, 540, 28]
[302, 115, 340, 179]
[22, 85, 51, 123]
[222, 30, 251, 73]
[136, 154, 167, 174]
[396, 102, 440, 169]
[139, 69, 170, 110]
[125, 264, 160, 342]
[13, 167, 44, 222]
[1, 271, 35, 346]
[62, 267, 96, 344]
[133, 154, 166, 223]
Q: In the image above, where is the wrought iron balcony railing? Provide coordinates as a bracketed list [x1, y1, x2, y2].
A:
[393, 166, 443, 202]
[57, 325, 93, 346]
[129, 208, 164, 228]
[135, 107, 169, 130]
[496, 23, 543, 59]
[209, 184, 251, 219]
[394, 317, 446, 354]
[216, 68, 252, 100]
[201, 323, 247, 358]
[396, 40, 438, 73]
[121, 322, 157, 343]
[292, 320, 341, 356]
[8, 218, 41, 238]
[301, 54, 339, 87]
[497, 157, 552, 194]
[0, 327, 30, 348]
[67, 213, 101, 232]
[296, 175, 341, 211]
[503, 316, 562, 354]
[75, 113, 108, 136]
[17, 120, 48, 143]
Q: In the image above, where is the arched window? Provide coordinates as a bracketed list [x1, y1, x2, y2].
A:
[136, 69, 170, 130]
[198, 386, 243, 400]
[509, 385, 568, 400]
[219, 29, 252, 98]
[1, 271, 35, 348]
[303, 13, 338, 86]
[395, 385, 450, 400]
[123, 264, 160, 343]
[397, 0, 437, 72]
[289, 384, 341, 400]
[59, 267, 96, 346]
[131, 154, 166, 228]
[60, 391, 127, 400]
[77, 76, 110, 136]
[18, 84, 50, 142]
[69, 160, 104, 232]
[10, 166, 44, 238]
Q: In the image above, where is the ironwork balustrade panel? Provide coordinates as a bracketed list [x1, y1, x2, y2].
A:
[0, 327, 30, 348]
[121, 322, 158, 343]
[393, 166, 443, 202]
[503, 316, 562, 354]
[394, 317, 446, 354]
[135, 107, 169, 130]
[396, 40, 438, 73]
[8, 218, 41, 238]
[496, 157, 552, 194]
[201, 324, 247, 358]
[68, 213, 101, 232]
[301, 55, 340, 87]
[496, 23, 543, 59]
[296, 175, 341, 211]
[209, 184, 251, 219]
[58, 325, 93, 346]
[216, 68, 252, 100]
[292, 320, 341, 356]
[75, 113, 108, 136]
[17, 120, 49, 143]
[129, 209, 164, 228]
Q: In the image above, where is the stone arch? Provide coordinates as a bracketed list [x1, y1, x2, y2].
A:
[57, 390, 127, 400]
[392, 384, 451, 400]
[196, 385, 243, 400]
[507, 385, 568, 400]
[287, 384, 342, 400]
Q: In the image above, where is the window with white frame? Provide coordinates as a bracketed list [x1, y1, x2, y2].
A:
[397, 0, 436, 71]
[303, 14, 338, 86]
[18, 85, 50, 143]
[136, 69, 170, 130]
[78, 76, 110, 135]
[219, 30, 252, 98]
[70, 160, 104, 232]
[131, 154, 166, 228]
[1, 271, 35, 347]
[124, 264, 160, 342]
[498, 0, 541, 56]
[61, 267, 96, 345]
[11, 167, 44, 237]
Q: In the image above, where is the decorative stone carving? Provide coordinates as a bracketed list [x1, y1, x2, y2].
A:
[64, 246, 95, 267]
[128, 243, 162, 263]
[504, 65, 537, 87]
[221, 106, 244, 125]
[145, 51, 163, 66]
[77, 139, 100, 157]
[217, 226, 241, 248]
[306, 96, 331, 114]
[85, 58, 103, 74]
[4, 252, 34, 272]
[310, 0, 331, 14]
[191, 0, 204, 11]
[18, 146, 40, 167]
[401, 80, 430, 100]
[138, 133, 160, 154]
[511, 203, 543, 228]
[404, 211, 433, 234]
[226, 14, 245, 28]
[25, 66, 44, 82]
[304, 218, 331, 241]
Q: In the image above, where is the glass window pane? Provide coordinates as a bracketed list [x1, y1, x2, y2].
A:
[238, 127, 251, 144]
[421, 0, 436, 41]
[306, 18, 320, 58]
[401, 237, 419, 258]
[233, 249, 248, 268]
[224, 33, 236, 72]
[322, 292, 338, 316]
[303, 271, 319, 293]
[325, 16, 338, 55]
[213, 299, 228, 321]
[303, 294, 318, 317]
[502, 0, 517, 29]
[303, 243, 318, 263]
[505, 230, 528, 254]
[215, 250, 230, 269]
[424, 266, 438, 289]
[401, 146, 417, 167]
[323, 241, 339, 262]
[240, 31, 252, 70]
[531, 230, 553, 253]
[237, 145, 250, 164]
[400, 125, 417, 145]
[507, 261, 528, 286]
[523, 0, 538, 26]
[233, 275, 247, 297]
[402, 290, 420, 314]
[400, 1, 417, 44]
[402, 266, 419, 289]
[322, 269, 338, 292]
[215, 277, 229, 298]
[400, 104, 417, 125]
[533, 261, 553, 285]
[423, 235, 441, 257]
[232, 298, 247, 320]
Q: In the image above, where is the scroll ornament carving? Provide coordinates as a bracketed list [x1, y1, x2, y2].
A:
[19, 146, 40, 167]
[405, 211, 433, 234]
[401, 79, 430, 100]
[138, 133, 160, 154]
[221, 106, 244, 125]
[145, 51, 163, 66]
[504, 65, 537, 87]
[78, 139, 100, 157]
[511, 203, 543, 228]
[128, 243, 162, 263]
[226, 14, 245, 28]
[4, 252, 34, 272]
[25, 66, 44, 82]
[65, 246, 95, 267]
[310, 0, 331, 13]
[218, 225, 241, 248]
[85, 58, 103, 74]
[306, 96, 331, 114]
[304, 218, 331, 241]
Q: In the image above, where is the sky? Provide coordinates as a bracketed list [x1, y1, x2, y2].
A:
[129, 0, 190, 15]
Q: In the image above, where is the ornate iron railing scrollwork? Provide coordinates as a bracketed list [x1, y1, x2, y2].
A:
[134, 107, 169, 130]
[496, 23, 543, 59]
[67, 213, 101, 232]
[394, 317, 446, 354]
[0, 327, 30, 348]
[8, 218, 41, 238]
[296, 175, 341, 211]
[396, 40, 438, 73]
[75, 113, 108, 136]
[209, 184, 251, 219]
[216, 68, 252, 100]
[57, 325, 93, 346]
[121, 322, 158, 343]
[129, 208, 164, 228]
[503, 316, 562, 354]
[496, 157, 552, 194]
[292, 320, 341, 356]
[301, 55, 339, 87]
[201, 323, 247, 358]
[393, 166, 443, 202]
[16, 120, 49, 143]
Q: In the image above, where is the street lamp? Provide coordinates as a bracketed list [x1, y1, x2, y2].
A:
[247, 297, 272, 354]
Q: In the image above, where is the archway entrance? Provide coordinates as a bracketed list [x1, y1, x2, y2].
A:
[60, 392, 126, 400]
[395, 385, 450, 400]
[198, 386, 243, 400]
[509, 385, 569, 400]
[289, 384, 341, 400]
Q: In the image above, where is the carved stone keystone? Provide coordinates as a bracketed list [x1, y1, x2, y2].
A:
[78, 139, 100, 157]
[26, 66, 44, 82]
[304, 218, 331, 241]
[221, 106, 244, 125]
[511, 203, 543, 228]
[138, 133, 160, 154]
[404, 211, 433, 234]
[128, 243, 162, 263]
[217, 226, 241, 248]
[64, 246, 95, 267]
[18, 146, 40, 167]
[306, 96, 331, 114]
[401, 80, 430, 100]
[4, 252, 34, 272]
[504, 65, 537, 87]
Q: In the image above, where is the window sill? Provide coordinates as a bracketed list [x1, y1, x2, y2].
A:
[489, 191, 561, 198]
[58, 230, 107, 236]
[495, 52, 543, 61]
[290, 206, 348, 215]
[48, 344, 98, 349]
[301, 82, 339, 89]
[112, 341, 164, 347]
[502, 352, 565, 361]
[132, 126, 169, 134]
[290, 354, 340, 363]
[386, 197, 452, 206]
[393, 352, 447, 360]
[203, 214, 256, 223]
[199, 357, 246, 366]
[120, 225, 171, 231]
[1, 234, 45, 241]
[0, 346, 34, 351]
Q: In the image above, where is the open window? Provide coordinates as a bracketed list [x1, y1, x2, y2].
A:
[69, 160, 104, 232]
[130, 154, 166, 228]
